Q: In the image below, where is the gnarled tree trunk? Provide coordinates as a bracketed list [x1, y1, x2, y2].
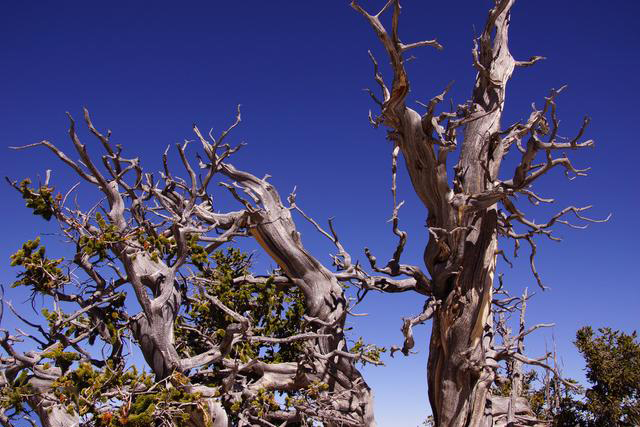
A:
[426, 211, 499, 426]
[27, 375, 80, 427]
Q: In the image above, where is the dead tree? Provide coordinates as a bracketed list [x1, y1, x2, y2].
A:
[352, 0, 606, 425]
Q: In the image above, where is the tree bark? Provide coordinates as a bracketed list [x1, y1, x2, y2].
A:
[25, 369, 79, 427]
[219, 162, 377, 427]
[427, 211, 498, 426]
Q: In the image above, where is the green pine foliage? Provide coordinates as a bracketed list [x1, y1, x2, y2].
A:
[17, 178, 57, 221]
[574, 327, 640, 426]
[10, 237, 68, 293]
[175, 248, 308, 364]
[505, 327, 640, 427]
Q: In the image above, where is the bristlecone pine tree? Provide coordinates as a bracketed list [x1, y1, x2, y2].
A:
[0, 1, 605, 426]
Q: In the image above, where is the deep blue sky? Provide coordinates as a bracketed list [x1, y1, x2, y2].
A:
[1, 1, 639, 425]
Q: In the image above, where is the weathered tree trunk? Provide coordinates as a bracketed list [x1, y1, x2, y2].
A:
[426, 211, 498, 426]
[221, 162, 377, 426]
[21, 368, 79, 427]
[27, 382, 80, 427]
[426, 24, 513, 418]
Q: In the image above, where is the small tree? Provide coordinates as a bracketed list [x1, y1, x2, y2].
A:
[574, 327, 640, 426]
[502, 327, 640, 427]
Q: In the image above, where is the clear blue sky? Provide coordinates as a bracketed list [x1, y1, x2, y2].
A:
[1, 1, 639, 426]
